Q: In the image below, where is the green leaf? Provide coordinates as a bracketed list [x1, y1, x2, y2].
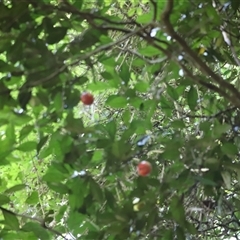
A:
[65, 113, 85, 134]
[231, 0, 240, 11]
[146, 209, 158, 231]
[51, 161, 70, 174]
[97, 212, 116, 225]
[68, 178, 88, 209]
[65, 88, 81, 109]
[206, 6, 220, 24]
[171, 120, 185, 128]
[18, 90, 32, 110]
[194, 176, 217, 186]
[37, 90, 49, 106]
[55, 205, 67, 222]
[236, 169, 240, 187]
[12, 113, 32, 126]
[138, 46, 162, 57]
[42, 168, 67, 182]
[200, 121, 212, 132]
[4, 184, 26, 194]
[105, 120, 117, 140]
[170, 197, 186, 225]
[70, 28, 107, 51]
[221, 171, 231, 189]
[122, 109, 131, 125]
[37, 136, 49, 154]
[106, 96, 128, 108]
[167, 85, 179, 101]
[47, 182, 70, 194]
[221, 143, 238, 155]
[46, 27, 68, 44]
[212, 123, 231, 138]
[19, 125, 34, 141]
[111, 140, 131, 160]
[160, 96, 174, 117]
[91, 149, 104, 163]
[187, 86, 198, 110]
[0, 232, 35, 240]
[5, 123, 15, 145]
[53, 92, 63, 111]
[176, 226, 186, 240]
[0, 60, 15, 72]
[128, 96, 143, 109]
[163, 143, 181, 160]
[38, 145, 52, 159]
[22, 222, 50, 240]
[25, 191, 39, 204]
[73, 0, 84, 9]
[185, 221, 197, 234]
[135, 82, 149, 92]
[163, 229, 174, 239]
[88, 82, 113, 91]
[67, 211, 87, 230]
[17, 141, 37, 152]
[1, 208, 19, 230]
[0, 194, 10, 205]
[136, 12, 153, 23]
[89, 178, 104, 203]
[160, 96, 173, 110]
[119, 63, 130, 85]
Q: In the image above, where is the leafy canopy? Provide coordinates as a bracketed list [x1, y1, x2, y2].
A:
[0, 0, 240, 239]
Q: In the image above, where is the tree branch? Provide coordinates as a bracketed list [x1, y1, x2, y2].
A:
[161, 0, 240, 107]
[0, 206, 68, 240]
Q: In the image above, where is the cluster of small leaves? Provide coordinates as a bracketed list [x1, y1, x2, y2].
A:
[1, 0, 240, 240]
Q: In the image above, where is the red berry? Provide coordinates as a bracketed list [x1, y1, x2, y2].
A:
[81, 92, 94, 105]
[137, 161, 152, 176]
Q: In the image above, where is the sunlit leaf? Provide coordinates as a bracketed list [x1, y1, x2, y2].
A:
[25, 191, 39, 204]
[17, 141, 37, 152]
[106, 96, 128, 108]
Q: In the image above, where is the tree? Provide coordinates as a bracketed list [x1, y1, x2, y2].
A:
[0, 0, 240, 239]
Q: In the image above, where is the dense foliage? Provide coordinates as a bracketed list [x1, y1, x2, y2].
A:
[0, 0, 240, 239]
